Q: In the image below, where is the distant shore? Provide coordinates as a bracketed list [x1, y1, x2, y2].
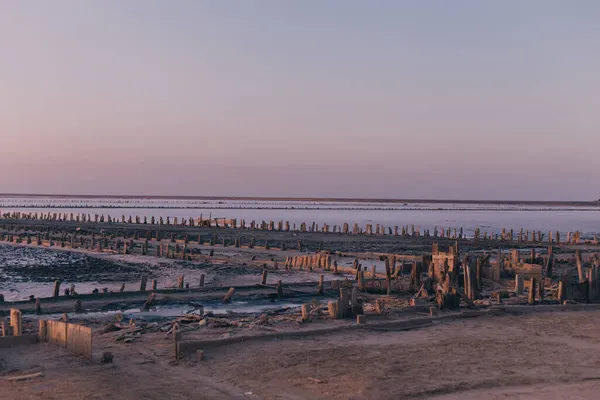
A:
[0, 193, 599, 207]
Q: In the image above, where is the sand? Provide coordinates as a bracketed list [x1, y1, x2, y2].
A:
[3, 309, 600, 399]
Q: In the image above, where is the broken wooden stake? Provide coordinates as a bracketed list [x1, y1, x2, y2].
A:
[222, 288, 235, 303]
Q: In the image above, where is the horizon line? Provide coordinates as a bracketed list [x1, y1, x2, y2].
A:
[0, 193, 599, 206]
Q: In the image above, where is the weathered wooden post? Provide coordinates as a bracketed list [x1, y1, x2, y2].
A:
[576, 250, 584, 283]
[351, 287, 362, 315]
[528, 278, 536, 305]
[545, 246, 554, 278]
[358, 270, 365, 291]
[339, 288, 349, 318]
[494, 249, 502, 281]
[222, 288, 235, 303]
[557, 279, 565, 303]
[328, 301, 339, 319]
[515, 274, 524, 295]
[261, 269, 268, 285]
[10, 309, 22, 336]
[139, 276, 147, 291]
[52, 280, 61, 297]
[317, 275, 324, 295]
[301, 304, 310, 322]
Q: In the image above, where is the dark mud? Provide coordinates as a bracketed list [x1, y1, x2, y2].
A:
[0, 244, 151, 284]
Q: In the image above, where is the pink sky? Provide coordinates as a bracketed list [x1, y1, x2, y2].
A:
[1, 1, 599, 200]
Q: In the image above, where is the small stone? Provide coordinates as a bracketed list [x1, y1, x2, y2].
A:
[101, 352, 114, 364]
[196, 350, 205, 361]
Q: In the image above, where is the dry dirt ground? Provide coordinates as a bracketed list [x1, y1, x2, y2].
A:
[3, 310, 600, 399]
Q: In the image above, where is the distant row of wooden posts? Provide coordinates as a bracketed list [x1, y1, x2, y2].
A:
[0, 210, 596, 244]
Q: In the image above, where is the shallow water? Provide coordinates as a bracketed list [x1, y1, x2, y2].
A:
[2, 198, 600, 238]
[32, 298, 309, 322]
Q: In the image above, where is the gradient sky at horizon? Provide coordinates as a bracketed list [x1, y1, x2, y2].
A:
[1, 1, 599, 200]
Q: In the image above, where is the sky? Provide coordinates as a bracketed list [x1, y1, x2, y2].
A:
[1, 1, 599, 200]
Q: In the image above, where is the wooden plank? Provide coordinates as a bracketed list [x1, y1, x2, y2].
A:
[66, 323, 92, 360]
[46, 320, 67, 347]
[454, 287, 477, 309]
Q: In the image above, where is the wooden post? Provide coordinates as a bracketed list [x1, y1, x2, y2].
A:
[546, 246, 554, 278]
[317, 275, 324, 295]
[222, 288, 235, 303]
[261, 269, 268, 285]
[528, 278, 536, 305]
[52, 280, 61, 297]
[301, 304, 310, 322]
[10, 309, 22, 336]
[139, 276, 147, 291]
[199, 274, 205, 288]
[142, 293, 156, 310]
[558, 280, 565, 303]
[339, 288, 349, 318]
[375, 298, 385, 315]
[178, 275, 184, 289]
[494, 249, 502, 281]
[151, 279, 157, 290]
[358, 270, 365, 291]
[515, 274, 524, 295]
[1, 319, 11, 337]
[351, 287, 362, 315]
[327, 301, 339, 319]
[576, 250, 584, 283]
[465, 261, 473, 300]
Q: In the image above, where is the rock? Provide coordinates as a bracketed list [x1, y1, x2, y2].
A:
[196, 350, 205, 361]
[199, 319, 207, 326]
[101, 352, 114, 364]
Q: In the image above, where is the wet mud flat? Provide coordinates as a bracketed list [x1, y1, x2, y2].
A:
[0, 244, 281, 302]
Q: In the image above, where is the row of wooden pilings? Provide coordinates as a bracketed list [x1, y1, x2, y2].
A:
[1, 211, 595, 244]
